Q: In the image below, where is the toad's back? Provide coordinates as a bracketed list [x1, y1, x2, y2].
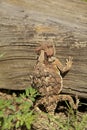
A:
[32, 61, 63, 97]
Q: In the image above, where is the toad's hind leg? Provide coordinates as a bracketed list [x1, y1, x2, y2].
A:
[34, 95, 58, 114]
[46, 95, 60, 114]
[34, 95, 78, 114]
[58, 94, 79, 110]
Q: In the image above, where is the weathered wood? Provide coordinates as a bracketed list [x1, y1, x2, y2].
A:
[0, 0, 87, 98]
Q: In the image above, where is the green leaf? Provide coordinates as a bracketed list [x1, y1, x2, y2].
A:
[0, 111, 4, 117]
[8, 105, 16, 111]
[25, 88, 30, 97]
[15, 97, 23, 104]
[16, 120, 20, 128]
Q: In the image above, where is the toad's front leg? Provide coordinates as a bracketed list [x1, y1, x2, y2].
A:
[51, 56, 73, 73]
[63, 56, 73, 72]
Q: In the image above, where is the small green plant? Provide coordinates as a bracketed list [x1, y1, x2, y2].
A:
[0, 87, 38, 130]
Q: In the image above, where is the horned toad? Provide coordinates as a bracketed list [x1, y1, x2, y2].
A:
[31, 43, 78, 114]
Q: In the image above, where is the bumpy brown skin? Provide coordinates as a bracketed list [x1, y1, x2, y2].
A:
[32, 43, 77, 114]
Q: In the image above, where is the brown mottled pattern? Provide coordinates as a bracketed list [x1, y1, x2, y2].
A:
[32, 62, 62, 96]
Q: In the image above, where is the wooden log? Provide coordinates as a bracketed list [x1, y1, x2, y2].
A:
[0, 0, 87, 98]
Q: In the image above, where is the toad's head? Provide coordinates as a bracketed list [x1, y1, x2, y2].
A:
[36, 43, 55, 58]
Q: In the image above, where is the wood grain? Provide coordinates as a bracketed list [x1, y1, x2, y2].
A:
[0, 0, 87, 98]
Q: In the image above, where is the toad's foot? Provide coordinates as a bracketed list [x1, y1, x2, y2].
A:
[66, 56, 73, 70]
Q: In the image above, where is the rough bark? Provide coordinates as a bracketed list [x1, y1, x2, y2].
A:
[0, 0, 87, 98]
